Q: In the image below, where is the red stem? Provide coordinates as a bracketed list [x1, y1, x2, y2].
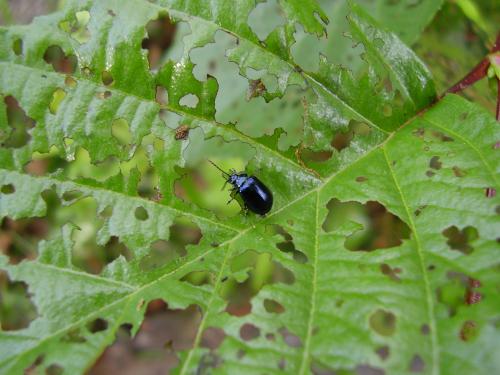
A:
[445, 58, 490, 95]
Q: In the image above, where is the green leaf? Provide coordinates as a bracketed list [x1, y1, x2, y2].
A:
[352, 0, 445, 45]
[1, 0, 499, 374]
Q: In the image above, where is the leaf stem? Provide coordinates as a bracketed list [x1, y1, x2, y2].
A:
[444, 58, 489, 95]
[441, 32, 500, 121]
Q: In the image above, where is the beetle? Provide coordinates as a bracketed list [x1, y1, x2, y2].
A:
[208, 160, 273, 215]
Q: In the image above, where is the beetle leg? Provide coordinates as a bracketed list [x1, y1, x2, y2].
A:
[226, 188, 237, 205]
[221, 179, 229, 191]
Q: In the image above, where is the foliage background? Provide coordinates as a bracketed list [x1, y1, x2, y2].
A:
[0, 0, 499, 374]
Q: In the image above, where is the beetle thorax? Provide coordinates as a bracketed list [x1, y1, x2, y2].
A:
[228, 173, 248, 188]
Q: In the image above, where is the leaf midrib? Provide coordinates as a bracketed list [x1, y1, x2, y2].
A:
[382, 147, 440, 375]
[298, 190, 320, 375]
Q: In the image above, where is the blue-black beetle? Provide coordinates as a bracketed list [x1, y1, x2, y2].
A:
[209, 160, 273, 215]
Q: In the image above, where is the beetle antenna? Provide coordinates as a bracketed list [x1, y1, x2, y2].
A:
[207, 160, 230, 177]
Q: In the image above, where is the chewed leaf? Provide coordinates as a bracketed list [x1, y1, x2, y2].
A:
[0, 1, 498, 375]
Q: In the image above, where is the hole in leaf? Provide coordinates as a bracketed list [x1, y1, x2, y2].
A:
[323, 199, 410, 252]
[0, 272, 38, 330]
[134, 206, 149, 221]
[49, 88, 67, 114]
[24, 147, 68, 177]
[311, 361, 335, 375]
[138, 169, 160, 201]
[201, 327, 225, 350]
[375, 346, 390, 361]
[101, 70, 114, 86]
[46, 364, 63, 375]
[442, 225, 478, 255]
[299, 149, 332, 164]
[331, 121, 372, 152]
[12, 39, 22, 55]
[421, 324, 430, 335]
[196, 353, 223, 372]
[54, 196, 132, 274]
[82, 66, 92, 76]
[369, 309, 396, 336]
[62, 190, 83, 202]
[140, 218, 202, 271]
[247, 0, 285, 41]
[409, 354, 425, 373]
[43, 45, 77, 74]
[24, 355, 45, 374]
[240, 323, 260, 341]
[278, 327, 302, 347]
[1, 184, 15, 194]
[221, 250, 294, 317]
[1, 217, 47, 264]
[269, 224, 308, 263]
[429, 156, 442, 170]
[65, 76, 77, 87]
[356, 365, 385, 375]
[111, 119, 132, 145]
[142, 14, 177, 70]
[278, 358, 286, 370]
[181, 271, 213, 286]
[96, 90, 112, 100]
[156, 85, 168, 105]
[87, 318, 109, 333]
[90, 300, 201, 373]
[72, 233, 132, 275]
[179, 93, 199, 108]
[2, 95, 35, 148]
[59, 10, 91, 44]
[263, 298, 285, 314]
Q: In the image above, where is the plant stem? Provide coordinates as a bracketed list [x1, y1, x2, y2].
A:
[445, 58, 490, 95]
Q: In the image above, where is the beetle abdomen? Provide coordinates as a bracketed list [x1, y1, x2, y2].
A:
[239, 176, 273, 215]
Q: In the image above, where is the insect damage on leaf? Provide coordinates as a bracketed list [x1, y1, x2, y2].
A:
[0, 0, 499, 375]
